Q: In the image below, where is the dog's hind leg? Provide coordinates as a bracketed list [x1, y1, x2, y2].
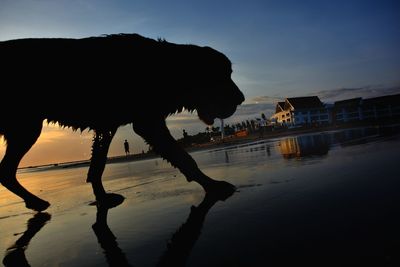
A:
[0, 121, 50, 211]
[87, 128, 124, 208]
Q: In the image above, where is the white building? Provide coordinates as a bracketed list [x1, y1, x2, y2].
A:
[271, 96, 330, 126]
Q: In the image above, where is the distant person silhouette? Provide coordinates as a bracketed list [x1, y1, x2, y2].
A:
[124, 140, 130, 156]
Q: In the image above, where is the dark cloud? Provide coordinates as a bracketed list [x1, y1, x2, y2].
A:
[313, 86, 400, 103]
[239, 85, 400, 123]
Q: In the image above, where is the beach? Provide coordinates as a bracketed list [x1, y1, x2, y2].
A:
[1, 126, 400, 266]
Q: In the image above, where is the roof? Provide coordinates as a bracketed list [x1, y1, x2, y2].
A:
[275, 102, 285, 113]
[363, 93, 400, 106]
[285, 96, 323, 110]
[334, 97, 362, 108]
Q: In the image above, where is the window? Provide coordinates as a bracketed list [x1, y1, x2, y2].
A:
[346, 107, 358, 113]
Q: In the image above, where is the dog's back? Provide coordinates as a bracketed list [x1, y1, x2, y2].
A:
[0, 34, 188, 130]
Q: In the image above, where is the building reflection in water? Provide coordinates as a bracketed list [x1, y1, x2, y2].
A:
[278, 125, 400, 159]
[279, 134, 330, 159]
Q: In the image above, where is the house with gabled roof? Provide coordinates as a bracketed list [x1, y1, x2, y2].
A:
[271, 96, 330, 126]
[276, 102, 285, 113]
[270, 102, 287, 124]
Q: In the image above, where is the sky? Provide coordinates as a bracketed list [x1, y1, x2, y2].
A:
[1, 0, 400, 167]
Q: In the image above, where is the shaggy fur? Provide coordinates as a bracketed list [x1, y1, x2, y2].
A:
[0, 33, 244, 211]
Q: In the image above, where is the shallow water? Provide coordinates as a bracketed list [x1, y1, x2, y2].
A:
[1, 126, 400, 266]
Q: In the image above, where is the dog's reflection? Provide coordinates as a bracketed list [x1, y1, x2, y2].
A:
[156, 193, 221, 267]
[93, 192, 227, 267]
[3, 212, 51, 267]
[92, 205, 132, 267]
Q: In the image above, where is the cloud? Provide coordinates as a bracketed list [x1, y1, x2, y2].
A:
[250, 95, 282, 104]
[312, 85, 400, 103]
[236, 103, 275, 116]
[219, 103, 276, 125]
[166, 111, 204, 137]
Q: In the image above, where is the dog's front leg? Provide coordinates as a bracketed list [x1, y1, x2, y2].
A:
[132, 120, 235, 200]
[87, 128, 124, 208]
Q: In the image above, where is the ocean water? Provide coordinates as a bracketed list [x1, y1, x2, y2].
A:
[1, 126, 399, 266]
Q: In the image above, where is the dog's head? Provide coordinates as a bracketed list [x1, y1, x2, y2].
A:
[187, 46, 245, 125]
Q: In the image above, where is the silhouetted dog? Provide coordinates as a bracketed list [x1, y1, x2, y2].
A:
[0, 33, 244, 211]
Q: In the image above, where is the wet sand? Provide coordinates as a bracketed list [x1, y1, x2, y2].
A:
[1, 127, 400, 266]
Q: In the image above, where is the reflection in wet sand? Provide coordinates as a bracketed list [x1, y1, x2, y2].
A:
[278, 126, 399, 159]
[156, 193, 221, 267]
[92, 206, 132, 267]
[92, 192, 226, 267]
[224, 151, 229, 163]
[279, 134, 329, 159]
[3, 212, 51, 267]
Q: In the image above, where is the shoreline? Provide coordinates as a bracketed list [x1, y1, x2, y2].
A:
[19, 122, 400, 171]
[186, 121, 400, 152]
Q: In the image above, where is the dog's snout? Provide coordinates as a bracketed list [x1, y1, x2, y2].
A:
[237, 90, 245, 104]
[233, 84, 245, 104]
[230, 79, 245, 105]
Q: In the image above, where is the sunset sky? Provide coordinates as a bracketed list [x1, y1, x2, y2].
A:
[1, 0, 399, 167]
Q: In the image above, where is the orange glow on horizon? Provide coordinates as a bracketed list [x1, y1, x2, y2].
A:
[0, 123, 148, 168]
[0, 122, 93, 168]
